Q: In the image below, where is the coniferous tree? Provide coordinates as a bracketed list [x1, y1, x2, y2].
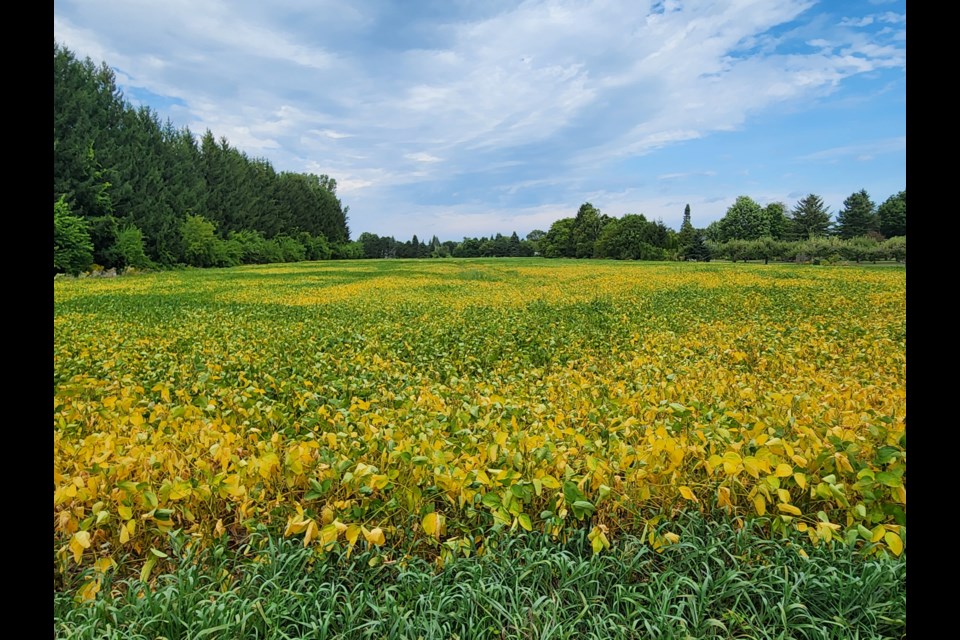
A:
[790, 194, 832, 239]
[836, 189, 877, 239]
[684, 231, 712, 262]
[54, 41, 351, 268]
[676, 204, 695, 253]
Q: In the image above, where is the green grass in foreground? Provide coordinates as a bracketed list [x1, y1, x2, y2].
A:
[54, 513, 905, 640]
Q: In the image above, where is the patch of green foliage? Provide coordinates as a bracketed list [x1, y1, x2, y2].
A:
[54, 512, 904, 640]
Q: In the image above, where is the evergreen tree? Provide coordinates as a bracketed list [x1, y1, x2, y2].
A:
[676, 204, 695, 253]
[790, 194, 832, 239]
[684, 231, 712, 262]
[836, 189, 877, 239]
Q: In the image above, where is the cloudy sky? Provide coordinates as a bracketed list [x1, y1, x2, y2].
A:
[54, 0, 906, 240]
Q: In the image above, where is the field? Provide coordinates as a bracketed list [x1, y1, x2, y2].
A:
[54, 259, 906, 634]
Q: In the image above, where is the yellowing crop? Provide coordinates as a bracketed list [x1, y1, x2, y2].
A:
[54, 260, 906, 576]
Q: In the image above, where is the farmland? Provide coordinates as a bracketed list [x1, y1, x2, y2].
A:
[54, 259, 906, 632]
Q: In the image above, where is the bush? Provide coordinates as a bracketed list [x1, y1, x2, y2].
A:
[840, 236, 880, 264]
[883, 236, 906, 262]
[331, 241, 364, 260]
[180, 215, 221, 267]
[274, 235, 307, 262]
[800, 236, 844, 263]
[54, 196, 94, 276]
[111, 225, 153, 269]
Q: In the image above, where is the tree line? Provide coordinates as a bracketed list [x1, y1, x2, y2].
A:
[54, 41, 905, 275]
[54, 41, 354, 275]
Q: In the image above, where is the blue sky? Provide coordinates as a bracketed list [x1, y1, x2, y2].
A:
[54, 0, 905, 240]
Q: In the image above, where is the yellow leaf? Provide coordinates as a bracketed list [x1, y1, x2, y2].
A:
[94, 557, 116, 574]
[793, 473, 806, 490]
[364, 527, 385, 546]
[753, 495, 766, 516]
[345, 524, 361, 546]
[871, 525, 885, 543]
[540, 475, 561, 489]
[75, 579, 101, 603]
[775, 464, 793, 478]
[678, 486, 696, 501]
[119, 525, 130, 544]
[591, 534, 604, 554]
[320, 523, 339, 548]
[303, 520, 318, 547]
[70, 531, 91, 564]
[777, 503, 802, 516]
[422, 512, 444, 539]
[884, 532, 903, 556]
[717, 486, 732, 508]
[663, 532, 680, 544]
[118, 505, 132, 520]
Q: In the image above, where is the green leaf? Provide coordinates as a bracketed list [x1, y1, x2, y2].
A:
[481, 493, 501, 509]
[563, 481, 587, 505]
[571, 500, 596, 519]
[875, 471, 903, 488]
[518, 514, 532, 531]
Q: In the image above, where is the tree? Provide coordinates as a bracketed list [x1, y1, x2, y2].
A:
[883, 236, 906, 262]
[180, 214, 221, 267]
[877, 191, 906, 238]
[542, 218, 576, 258]
[525, 230, 546, 255]
[54, 196, 94, 275]
[763, 202, 789, 240]
[594, 214, 668, 260]
[790, 194, 832, 239]
[719, 196, 769, 241]
[110, 225, 152, 269]
[676, 204, 695, 253]
[572, 203, 607, 258]
[836, 189, 877, 239]
[684, 230, 711, 261]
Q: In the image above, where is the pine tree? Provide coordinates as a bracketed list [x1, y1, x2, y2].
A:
[684, 230, 712, 262]
[836, 189, 877, 239]
[676, 204, 695, 254]
[790, 194, 832, 239]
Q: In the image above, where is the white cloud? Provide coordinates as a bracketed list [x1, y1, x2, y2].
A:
[798, 136, 906, 161]
[309, 129, 353, 140]
[839, 16, 874, 27]
[405, 152, 442, 163]
[657, 171, 718, 181]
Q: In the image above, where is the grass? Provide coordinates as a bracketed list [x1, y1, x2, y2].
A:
[54, 512, 905, 640]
